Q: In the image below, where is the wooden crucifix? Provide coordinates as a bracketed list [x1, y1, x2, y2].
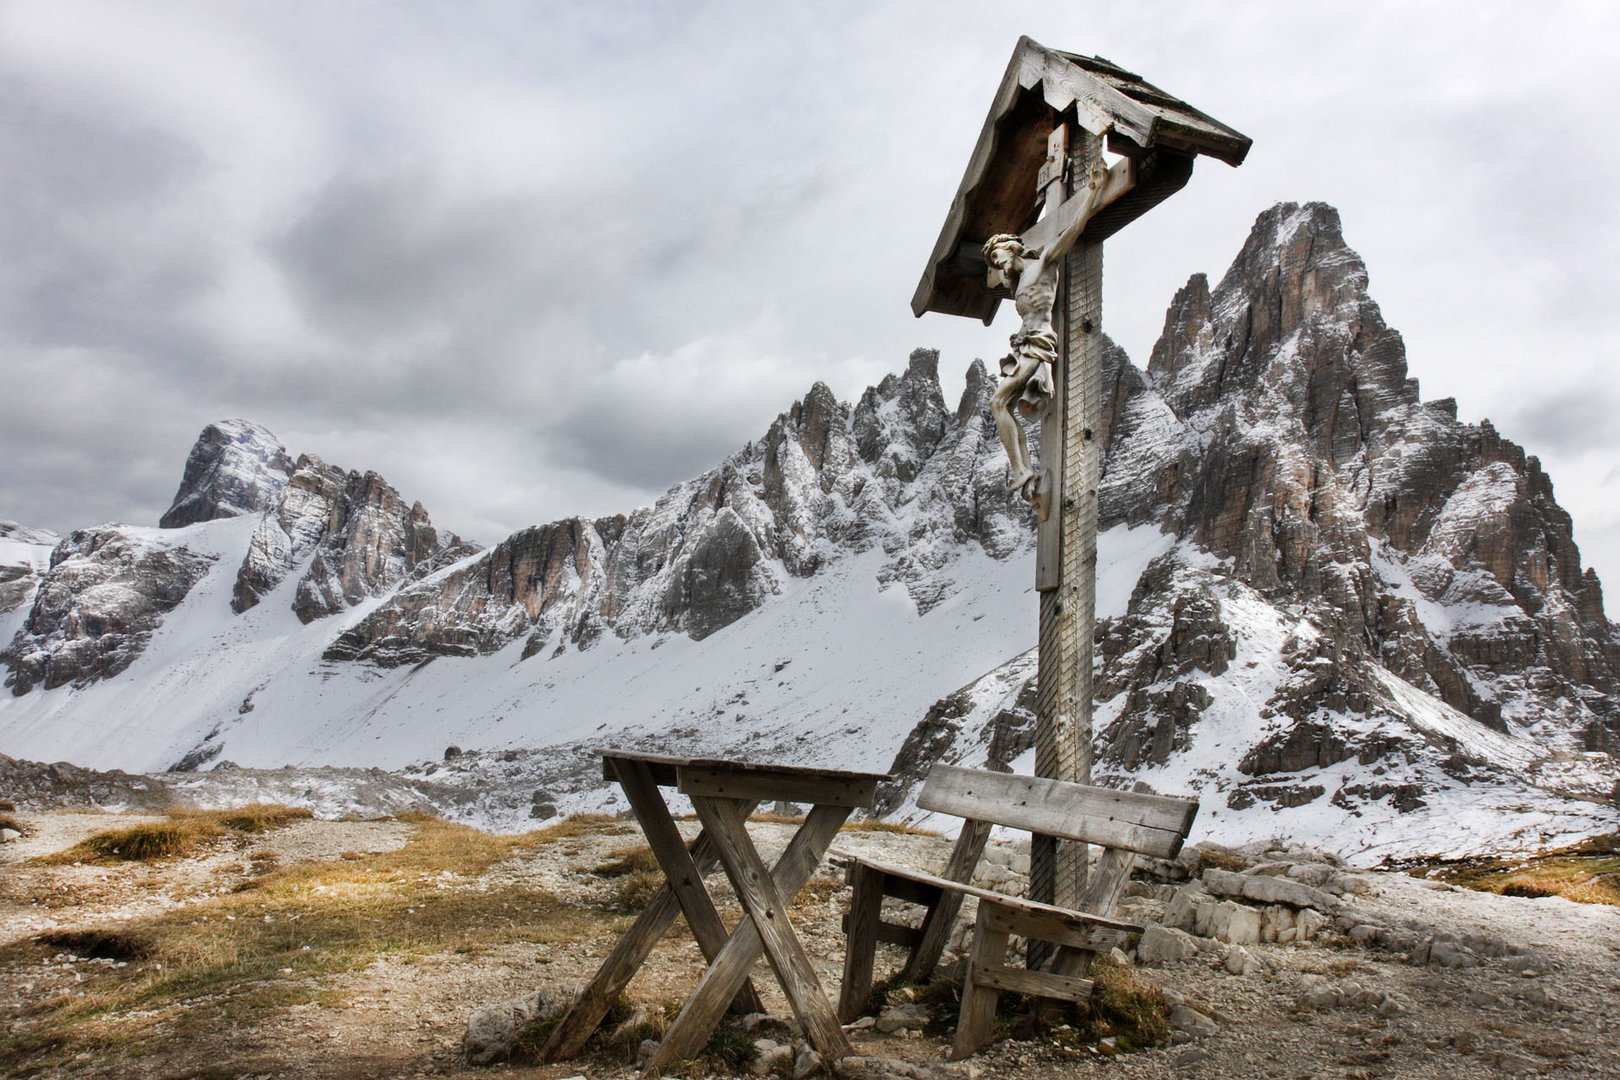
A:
[912, 39, 1249, 920]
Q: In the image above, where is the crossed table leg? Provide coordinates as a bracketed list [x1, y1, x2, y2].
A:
[546, 753, 871, 1072]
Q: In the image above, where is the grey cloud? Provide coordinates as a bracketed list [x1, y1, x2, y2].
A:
[270, 168, 560, 341]
[0, 80, 218, 353]
[4, 1, 1620, 593]
[1508, 385, 1619, 455]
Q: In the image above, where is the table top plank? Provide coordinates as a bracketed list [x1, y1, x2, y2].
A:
[595, 746, 891, 785]
[679, 764, 879, 809]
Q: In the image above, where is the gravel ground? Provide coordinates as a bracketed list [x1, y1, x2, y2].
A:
[0, 812, 1615, 1079]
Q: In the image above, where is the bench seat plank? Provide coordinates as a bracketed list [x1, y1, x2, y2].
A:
[844, 854, 1145, 935]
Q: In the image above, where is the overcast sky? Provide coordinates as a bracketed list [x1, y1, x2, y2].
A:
[3, 1, 1619, 598]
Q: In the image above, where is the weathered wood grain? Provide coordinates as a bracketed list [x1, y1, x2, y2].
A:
[901, 816, 992, 983]
[651, 803, 852, 1070]
[917, 766, 1198, 858]
[842, 856, 1144, 935]
[686, 798, 853, 1062]
[971, 961, 1094, 1003]
[679, 765, 879, 809]
[983, 897, 1125, 952]
[911, 35, 1249, 322]
[951, 905, 1008, 1060]
[609, 758, 762, 1013]
[838, 861, 886, 1022]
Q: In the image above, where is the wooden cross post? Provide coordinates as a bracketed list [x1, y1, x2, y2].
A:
[908, 39, 1249, 931]
[1030, 120, 1103, 916]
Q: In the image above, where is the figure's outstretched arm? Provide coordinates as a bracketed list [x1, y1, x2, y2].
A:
[1047, 161, 1110, 263]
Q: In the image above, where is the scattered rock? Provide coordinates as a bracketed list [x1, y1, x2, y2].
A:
[0, 827, 20, 843]
[795, 1046, 824, 1079]
[1171, 1047, 1211, 1070]
[1204, 900, 1262, 945]
[751, 1038, 794, 1076]
[1427, 938, 1479, 970]
[834, 1055, 980, 1079]
[1203, 867, 1338, 910]
[1168, 1003, 1220, 1038]
[462, 987, 567, 1065]
[1138, 924, 1200, 965]
[875, 1003, 931, 1034]
[1222, 945, 1269, 976]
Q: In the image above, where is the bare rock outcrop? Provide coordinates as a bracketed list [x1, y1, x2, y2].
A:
[883, 202, 1620, 844]
[0, 521, 58, 615]
[327, 348, 1033, 666]
[233, 453, 476, 622]
[2, 528, 215, 694]
[159, 419, 295, 529]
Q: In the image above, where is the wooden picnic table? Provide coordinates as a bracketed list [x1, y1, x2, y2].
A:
[543, 748, 888, 1072]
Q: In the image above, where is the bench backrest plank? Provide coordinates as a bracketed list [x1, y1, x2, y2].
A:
[916, 766, 1197, 859]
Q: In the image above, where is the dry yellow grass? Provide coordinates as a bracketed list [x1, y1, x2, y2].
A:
[1403, 834, 1620, 907]
[2, 813, 620, 1070]
[533, 812, 632, 840]
[45, 818, 225, 863]
[171, 803, 314, 833]
[841, 818, 940, 837]
[38, 803, 316, 864]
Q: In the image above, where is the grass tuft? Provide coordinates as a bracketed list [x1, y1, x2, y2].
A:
[59, 820, 223, 862]
[592, 844, 658, 878]
[534, 813, 631, 841]
[591, 844, 664, 912]
[749, 811, 806, 825]
[0, 813, 23, 835]
[841, 818, 940, 836]
[1398, 834, 1620, 907]
[1196, 847, 1249, 873]
[40, 803, 317, 864]
[173, 803, 315, 834]
[1077, 959, 1170, 1050]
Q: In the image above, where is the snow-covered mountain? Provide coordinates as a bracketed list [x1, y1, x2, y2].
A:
[1, 202, 1615, 861]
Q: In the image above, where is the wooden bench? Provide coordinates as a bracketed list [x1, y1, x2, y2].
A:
[837, 765, 1198, 1059]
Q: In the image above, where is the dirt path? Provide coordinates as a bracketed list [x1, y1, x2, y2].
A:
[1, 812, 1616, 1079]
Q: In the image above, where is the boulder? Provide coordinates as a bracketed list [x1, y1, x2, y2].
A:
[1137, 924, 1200, 966]
[1203, 867, 1338, 910]
[463, 987, 568, 1065]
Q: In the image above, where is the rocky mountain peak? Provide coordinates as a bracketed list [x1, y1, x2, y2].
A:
[159, 420, 296, 529]
[233, 451, 478, 623]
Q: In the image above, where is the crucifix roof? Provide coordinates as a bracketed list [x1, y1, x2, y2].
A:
[912, 37, 1252, 323]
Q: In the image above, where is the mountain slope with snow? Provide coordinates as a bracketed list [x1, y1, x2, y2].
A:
[1, 202, 1615, 860]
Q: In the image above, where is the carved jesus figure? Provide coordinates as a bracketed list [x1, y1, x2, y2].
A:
[982, 162, 1110, 505]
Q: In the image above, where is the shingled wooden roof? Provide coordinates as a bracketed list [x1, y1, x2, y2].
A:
[913, 37, 1251, 323]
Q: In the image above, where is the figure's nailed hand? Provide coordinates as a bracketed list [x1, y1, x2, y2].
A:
[1089, 160, 1110, 191]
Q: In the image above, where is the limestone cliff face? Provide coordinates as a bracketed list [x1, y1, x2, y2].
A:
[326, 348, 1032, 665]
[233, 454, 476, 623]
[1090, 203, 1619, 775]
[2, 528, 215, 694]
[0, 522, 58, 616]
[3, 427, 475, 695]
[159, 420, 295, 529]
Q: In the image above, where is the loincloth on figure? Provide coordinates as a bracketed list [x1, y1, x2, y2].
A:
[998, 327, 1058, 416]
